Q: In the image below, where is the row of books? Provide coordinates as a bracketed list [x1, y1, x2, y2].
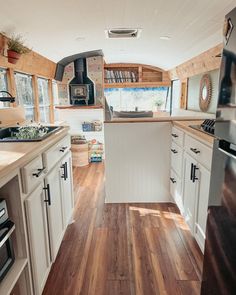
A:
[104, 69, 137, 83]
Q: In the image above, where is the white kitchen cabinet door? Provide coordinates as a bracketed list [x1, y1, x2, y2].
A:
[25, 183, 51, 295]
[45, 165, 64, 261]
[183, 153, 198, 234]
[170, 169, 184, 214]
[60, 152, 74, 229]
[194, 164, 211, 252]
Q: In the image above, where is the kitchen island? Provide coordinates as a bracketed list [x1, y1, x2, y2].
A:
[104, 117, 214, 203]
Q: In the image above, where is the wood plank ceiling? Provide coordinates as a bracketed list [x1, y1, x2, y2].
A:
[0, 0, 235, 69]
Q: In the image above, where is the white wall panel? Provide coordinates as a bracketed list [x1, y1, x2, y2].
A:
[104, 122, 171, 203]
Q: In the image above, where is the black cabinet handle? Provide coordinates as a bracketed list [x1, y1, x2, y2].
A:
[170, 177, 176, 184]
[59, 146, 68, 152]
[190, 163, 194, 181]
[190, 148, 200, 154]
[60, 162, 68, 180]
[32, 167, 46, 177]
[171, 148, 178, 154]
[192, 165, 199, 183]
[171, 133, 178, 138]
[43, 184, 51, 206]
[65, 162, 68, 180]
[60, 163, 66, 180]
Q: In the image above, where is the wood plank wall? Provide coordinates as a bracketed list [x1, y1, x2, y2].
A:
[168, 44, 223, 80]
[168, 44, 223, 109]
[0, 34, 57, 123]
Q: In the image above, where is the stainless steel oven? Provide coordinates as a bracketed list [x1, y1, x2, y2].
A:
[0, 199, 15, 282]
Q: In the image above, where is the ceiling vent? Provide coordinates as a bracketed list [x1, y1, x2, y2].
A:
[105, 28, 141, 39]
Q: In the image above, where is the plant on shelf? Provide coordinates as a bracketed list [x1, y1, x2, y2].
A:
[7, 34, 31, 64]
[153, 98, 164, 111]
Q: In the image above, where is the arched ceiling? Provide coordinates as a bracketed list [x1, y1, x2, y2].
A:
[0, 0, 236, 69]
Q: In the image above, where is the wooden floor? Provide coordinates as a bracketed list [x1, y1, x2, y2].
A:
[43, 163, 203, 295]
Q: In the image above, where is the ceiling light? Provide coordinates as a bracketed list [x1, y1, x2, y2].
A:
[160, 36, 171, 40]
[75, 37, 85, 41]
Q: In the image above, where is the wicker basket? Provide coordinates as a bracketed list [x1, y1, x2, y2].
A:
[71, 143, 89, 167]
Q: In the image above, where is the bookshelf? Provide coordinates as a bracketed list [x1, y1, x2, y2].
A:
[104, 63, 171, 88]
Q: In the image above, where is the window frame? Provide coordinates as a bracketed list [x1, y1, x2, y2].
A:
[14, 71, 35, 121]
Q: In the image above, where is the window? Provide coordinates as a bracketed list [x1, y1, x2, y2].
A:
[105, 87, 170, 112]
[171, 80, 181, 110]
[15, 72, 35, 120]
[38, 78, 50, 123]
[0, 68, 8, 108]
[52, 81, 59, 121]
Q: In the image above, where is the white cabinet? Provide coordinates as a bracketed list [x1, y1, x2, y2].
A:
[60, 152, 74, 229]
[194, 163, 211, 252]
[183, 153, 198, 233]
[23, 134, 74, 294]
[171, 141, 183, 176]
[25, 183, 51, 295]
[45, 164, 65, 261]
[170, 169, 183, 213]
[182, 151, 211, 252]
[171, 124, 213, 253]
[170, 126, 184, 209]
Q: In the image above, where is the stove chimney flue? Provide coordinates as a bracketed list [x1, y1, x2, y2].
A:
[74, 58, 85, 84]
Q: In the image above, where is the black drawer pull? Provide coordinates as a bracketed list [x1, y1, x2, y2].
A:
[171, 149, 178, 154]
[59, 146, 67, 152]
[170, 177, 176, 184]
[32, 167, 46, 177]
[171, 133, 178, 138]
[43, 184, 51, 206]
[190, 148, 200, 154]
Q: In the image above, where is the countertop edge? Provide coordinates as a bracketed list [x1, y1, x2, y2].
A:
[104, 117, 209, 123]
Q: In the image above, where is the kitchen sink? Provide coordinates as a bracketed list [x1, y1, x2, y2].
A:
[0, 126, 63, 142]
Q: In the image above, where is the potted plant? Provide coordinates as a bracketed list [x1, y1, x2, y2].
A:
[153, 98, 164, 111]
[7, 35, 30, 64]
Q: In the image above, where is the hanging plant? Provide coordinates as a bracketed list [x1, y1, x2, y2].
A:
[7, 34, 31, 64]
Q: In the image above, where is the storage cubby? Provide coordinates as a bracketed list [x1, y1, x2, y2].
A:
[104, 63, 171, 88]
[0, 173, 32, 295]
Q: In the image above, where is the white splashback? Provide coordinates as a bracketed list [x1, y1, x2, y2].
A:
[171, 109, 216, 119]
[104, 122, 171, 203]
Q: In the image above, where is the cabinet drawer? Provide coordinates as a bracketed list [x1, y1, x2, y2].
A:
[171, 126, 184, 147]
[170, 169, 184, 213]
[21, 156, 45, 194]
[43, 135, 71, 172]
[185, 134, 212, 169]
[171, 141, 183, 177]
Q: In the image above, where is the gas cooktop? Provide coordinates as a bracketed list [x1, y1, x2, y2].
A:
[189, 119, 215, 137]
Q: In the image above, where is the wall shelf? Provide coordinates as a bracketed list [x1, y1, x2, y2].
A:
[104, 63, 171, 88]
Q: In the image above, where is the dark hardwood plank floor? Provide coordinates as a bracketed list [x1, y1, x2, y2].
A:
[43, 163, 203, 295]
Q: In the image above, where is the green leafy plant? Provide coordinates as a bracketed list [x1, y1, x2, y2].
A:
[7, 35, 31, 54]
[154, 98, 164, 107]
[13, 125, 48, 140]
